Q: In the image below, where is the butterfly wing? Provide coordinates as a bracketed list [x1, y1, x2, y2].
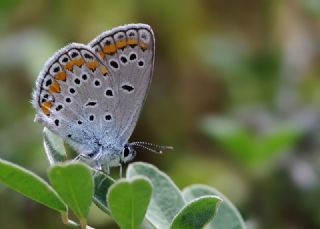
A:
[89, 24, 155, 145]
[33, 43, 117, 154]
[33, 24, 155, 157]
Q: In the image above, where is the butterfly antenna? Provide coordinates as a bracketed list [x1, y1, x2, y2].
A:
[130, 142, 173, 154]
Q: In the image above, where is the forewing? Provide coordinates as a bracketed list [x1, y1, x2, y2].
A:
[33, 43, 116, 154]
[89, 24, 155, 144]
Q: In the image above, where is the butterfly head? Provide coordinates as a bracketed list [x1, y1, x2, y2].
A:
[121, 144, 136, 163]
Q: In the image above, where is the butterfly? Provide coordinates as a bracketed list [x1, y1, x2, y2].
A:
[32, 24, 172, 174]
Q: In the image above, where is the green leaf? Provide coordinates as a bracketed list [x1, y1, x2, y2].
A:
[127, 162, 185, 229]
[201, 117, 255, 164]
[170, 196, 222, 229]
[257, 126, 301, 159]
[43, 127, 67, 165]
[108, 177, 152, 229]
[48, 162, 93, 220]
[201, 117, 301, 168]
[92, 172, 115, 214]
[0, 158, 66, 213]
[182, 185, 246, 229]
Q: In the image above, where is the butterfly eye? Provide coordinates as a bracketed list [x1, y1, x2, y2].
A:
[121, 144, 136, 163]
[123, 146, 130, 158]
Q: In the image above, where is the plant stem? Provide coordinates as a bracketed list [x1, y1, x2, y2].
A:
[80, 219, 87, 229]
[60, 213, 94, 229]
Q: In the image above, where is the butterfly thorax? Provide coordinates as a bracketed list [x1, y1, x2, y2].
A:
[97, 145, 123, 169]
[81, 140, 136, 173]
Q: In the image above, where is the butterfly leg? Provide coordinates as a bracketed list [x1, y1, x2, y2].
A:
[72, 154, 82, 161]
[95, 170, 109, 189]
[91, 159, 109, 188]
[73, 153, 91, 163]
[118, 164, 123, 178]
[93, 167, 101, 177]
[101, 163, 110, 175]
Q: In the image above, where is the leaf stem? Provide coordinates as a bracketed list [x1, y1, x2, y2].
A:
[61, 213, 94, 229]
[80, 218, 87, 229]
[61, 212, 69, 224]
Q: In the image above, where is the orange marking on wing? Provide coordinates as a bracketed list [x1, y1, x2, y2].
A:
[97, 51, 105, 59]
[54, 71, 66, 81]
[74, 57, 84, 67]
[64, 60, 74, 71]
[140, 41, 148, 50]
[64, 58, 84, 71]
[116, 39, 126, 49]
[127, 38, 138, 46]
[41, 101, 52, 116]
[99, 65, 109, 75]
[86, 60, 98, 70]
[103, 44, 117, 54]
[49, 79, 61, 93]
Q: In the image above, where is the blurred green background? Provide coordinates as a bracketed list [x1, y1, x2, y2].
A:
[0, 0, 320, 228]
